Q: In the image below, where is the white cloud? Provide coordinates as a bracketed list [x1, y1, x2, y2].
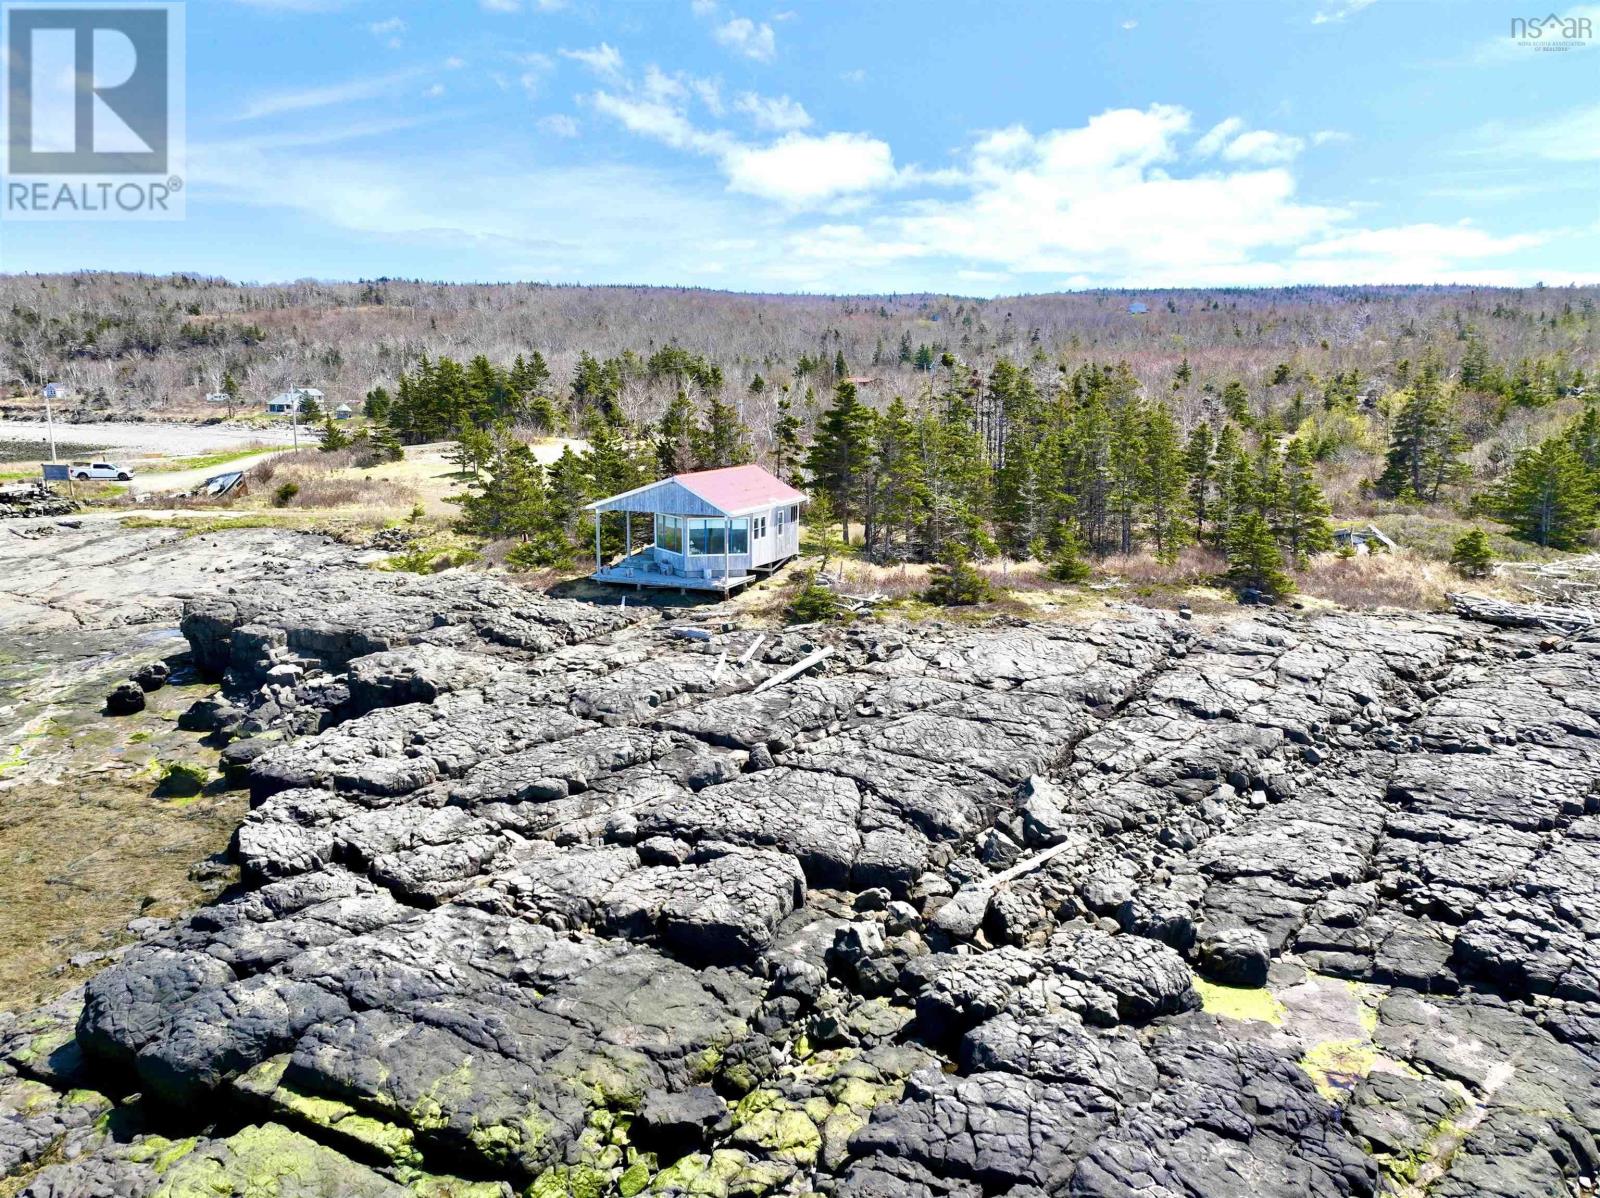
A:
[1121, 19, 1138, 29]
[1312, 129, 1351, 145]
[735, 91, 811, 132]
[368, 16, 404, 48]
[539, 114, 580, 138]
[1487, 102, 1600, 162]
[423, 83, 446, 98]
[840, 68, 866, 84]
[481, 0, 520, 10]
[1194, 119, 1304, 164]
[1221, 129, 1305, 164]
[561, 43, 625, 80]
[1193, 117, 1245, 158]
[1312, 0, 1376, 24]
[236, 69, 424, 120]
[590, 91, 729, 155]
[714, 16, 776, 61]
[723, 132, 896, 203]
[694, 78, 726, 116]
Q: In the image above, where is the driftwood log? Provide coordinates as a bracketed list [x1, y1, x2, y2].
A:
[1448, 591, 1600, 633]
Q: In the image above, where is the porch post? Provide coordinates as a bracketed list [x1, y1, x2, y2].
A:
[594, 510, 602, 574]
[625, 511, 632, 561]
[724, 516, 731, 590]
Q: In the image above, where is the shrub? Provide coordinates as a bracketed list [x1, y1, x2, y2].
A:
[272, 481, 299, 508]
[1450, 528, 1494, 578]
[925, 546, 996, 606]
[788, 569, 846, 622]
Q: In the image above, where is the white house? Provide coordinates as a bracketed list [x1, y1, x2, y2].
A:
[205, 391, 231, 405]
[42, 382, 67, 400]
[266, 387, 324, 415]
[584, 464, 806, 593]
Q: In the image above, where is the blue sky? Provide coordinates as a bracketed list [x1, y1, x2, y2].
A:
[2, 0, 1597, 292]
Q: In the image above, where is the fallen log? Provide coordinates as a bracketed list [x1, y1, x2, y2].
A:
[751, 646, 835, 694]
[1448, 592, 1600, 633]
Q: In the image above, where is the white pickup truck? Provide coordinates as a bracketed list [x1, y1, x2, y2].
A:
[69, 460, 134, 481]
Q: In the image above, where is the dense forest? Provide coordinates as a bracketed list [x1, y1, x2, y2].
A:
[6, 273, 1600, 584]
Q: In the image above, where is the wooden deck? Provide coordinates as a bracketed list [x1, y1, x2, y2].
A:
[590, 551, 755, 593]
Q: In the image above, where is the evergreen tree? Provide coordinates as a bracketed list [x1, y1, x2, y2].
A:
[363, 385, 392, 423]
[1184, 422, 1216, 542]
[772, 395, 805, 484]
[656, 390, 701, 476]
[1046, 520, 1092, 583]
[297, 391, 322, 422]
[992, 362, 1046, 557]
[1449, 528, 1494, 578]
[1496, 437, 1598, 548]
[221, 370, 240, 417]
[701, 394, 752, 469]
[1227, 511, 1293, 595]
[870, 396, 927, 560]
[317, 416, 349, 452]
[1279, 440, 1334, 565]
[449, 420, 496, 478]
[924, 543, 994, 606]
[805, 381, 876, 546]
[1142, 401, 1191, 564]
[453, 433, 565, 557]
[1377, 363, 1466, 500]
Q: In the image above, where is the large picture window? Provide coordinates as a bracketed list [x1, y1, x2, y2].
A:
[656, 514, 683, 554]
[685, 518, 748, 556]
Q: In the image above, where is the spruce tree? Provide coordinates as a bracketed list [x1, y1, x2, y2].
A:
[317, 417, 349, 452]
[1227, 511, 1293, 595]
[656, 390, 701, 476]
[805, 381, 876, 547]
[1280, 439, 1334, 565]
[1046, 520, 1092, 583]
[702, 394, 752, 469]
[1142, 401, 1191, 564]
[1449, 528, 1494, 578]
[871, 396, 927, 560]
[1496, 437, 1598, 548]
[772, 395, 805, 484]
[1377, 362, 1465, 500]
[925, 543, 995, 606]
[1184, 422, 1215, 542]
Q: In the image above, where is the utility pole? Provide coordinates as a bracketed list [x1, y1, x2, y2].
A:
[290, 390, 300, 450]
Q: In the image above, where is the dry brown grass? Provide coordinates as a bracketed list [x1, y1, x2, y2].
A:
[1296, 549, 1525, 611]
[1098, 545, 1228, 587]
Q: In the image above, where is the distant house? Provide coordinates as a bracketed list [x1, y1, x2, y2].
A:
[204, 391, 230, 405]
[333, 403, 353, 420]
[845, 376, 879, 387]
[1334, 524, 1398, 555]
[584, 464, 807, 593]
[266, 387, 324, 415]
[42, 382, 67, 400]
[1127, 301, 1149, 315]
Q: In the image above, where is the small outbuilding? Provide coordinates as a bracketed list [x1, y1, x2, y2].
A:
[584, 464, 807, 593]
[334, 403, 354, 420]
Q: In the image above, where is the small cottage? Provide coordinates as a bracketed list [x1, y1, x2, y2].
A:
[584, 464, 806, 593]
[267, 387, 324, 415]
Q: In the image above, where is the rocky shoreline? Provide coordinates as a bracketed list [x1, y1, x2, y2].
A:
[3, 533, 1600, 1197]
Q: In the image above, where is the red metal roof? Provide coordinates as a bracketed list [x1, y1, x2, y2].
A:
[675, 464, 807, 515]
